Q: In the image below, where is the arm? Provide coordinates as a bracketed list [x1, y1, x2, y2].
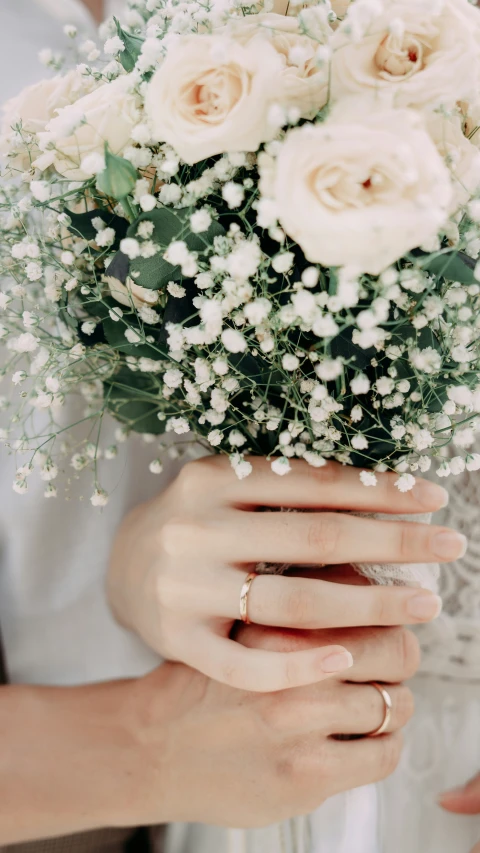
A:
[0, 678, 141, 842]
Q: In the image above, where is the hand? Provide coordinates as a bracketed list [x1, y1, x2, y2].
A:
[108, 456, 462, 691]
[126, 621, 419, 829]
[0, 620, 416, 842]
[439, 773, 480, 853]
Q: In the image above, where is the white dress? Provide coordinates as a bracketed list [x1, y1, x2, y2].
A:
[0, 3, 478, 852]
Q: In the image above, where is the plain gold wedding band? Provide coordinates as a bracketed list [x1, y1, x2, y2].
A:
[239, 572, 257, 624]
[367, 682, 393, 737]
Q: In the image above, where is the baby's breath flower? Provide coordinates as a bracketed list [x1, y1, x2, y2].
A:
[230, 454, 253, 480]
[221, 328, 247, 353]
[360, 470, 377, 487]
[166, 416, 190, 434]
[104, 35, 125, 55]
[271, 456, 291, 476]
[91, 488, 109, 507]
[395, 473, 416, 492]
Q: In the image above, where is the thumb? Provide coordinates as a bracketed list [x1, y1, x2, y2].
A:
[438, 773, 480, 815]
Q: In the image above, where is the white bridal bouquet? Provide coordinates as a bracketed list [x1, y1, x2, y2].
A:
[1, 0, 480, 512]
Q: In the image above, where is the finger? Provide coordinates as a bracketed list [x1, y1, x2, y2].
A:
[182, 630, 355, 692]
[438, 773, 480, 814]
[325, 683, 414, 736]
[195, 456, 448, 513]
[263, 682, 412, 737]
[321, 732, 404, 794]
[216, 510, 466, 565]
[471, 844, 480, 853]
[236, 625, 421, 684]
[223, 568, 442, 628]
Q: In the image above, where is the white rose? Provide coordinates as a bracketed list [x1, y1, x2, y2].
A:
[427, 112, 480, 214]
[37, 76, 141, 181]
[226, 14, 328, 119]
[331, 0, 480, 111]
[272, 103, 452, 275]
[0, 70, 91, 169]
[105, 275, 159, 310]
[145, 35, 282, 164]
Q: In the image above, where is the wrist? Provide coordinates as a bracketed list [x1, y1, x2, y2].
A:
[0, 680, 151, 842]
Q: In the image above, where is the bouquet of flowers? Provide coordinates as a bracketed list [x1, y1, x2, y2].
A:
[1, 0, 480, 507]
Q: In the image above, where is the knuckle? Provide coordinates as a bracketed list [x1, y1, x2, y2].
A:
[397, 521, 427, 560]
[174, 461, 205, 497]
[157, 517, 204, 558]
[396, 627, 421, 679]
[398, 522, 414, 560]
[306, 514, 339, 559]
[174, 458, 224, 500]
[378, 733, 403, 780]
[308, 462, 341, 488]
[369, 591, 389, 626]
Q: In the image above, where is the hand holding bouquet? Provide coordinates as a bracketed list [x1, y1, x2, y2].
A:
[1, 0, 480, 506]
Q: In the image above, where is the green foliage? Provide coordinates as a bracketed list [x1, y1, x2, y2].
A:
[127, 207, 226, 290]
[113, 18, 144, 73]
[96, 146, 138, 201]
[66, 208, 128, 246]
[104, 367, 165, 434]
[415, 250, 477, 284]
[103, 315, 165, 360]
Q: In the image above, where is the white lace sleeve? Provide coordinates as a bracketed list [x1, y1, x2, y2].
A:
[414, 452, 480, 681]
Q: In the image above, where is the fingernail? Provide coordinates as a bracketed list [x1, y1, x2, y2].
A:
[412, 479, 449, 509]
[322, 650, 354, 673]
[431, 531, 467, 560]
[407, 592, 442, 621]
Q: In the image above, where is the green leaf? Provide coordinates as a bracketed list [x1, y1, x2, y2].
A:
[104, 367, 165, 434]
[103, 316, 165, 359]
[82, 295, 121, 321]
[128, 207, 226, 290]
[331, 328, 372, 370]
[114, 18, 144, 73]
[66, 208, 128, 245]
[97, 145, 138, 201]
[415, 250, 477, 284]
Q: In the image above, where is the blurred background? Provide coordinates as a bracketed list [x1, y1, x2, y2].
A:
[0, 1, 113, 101]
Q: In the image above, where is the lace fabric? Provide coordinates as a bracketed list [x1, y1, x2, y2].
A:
[415, 455, 480, 682]
[353, 463, 480, 683]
